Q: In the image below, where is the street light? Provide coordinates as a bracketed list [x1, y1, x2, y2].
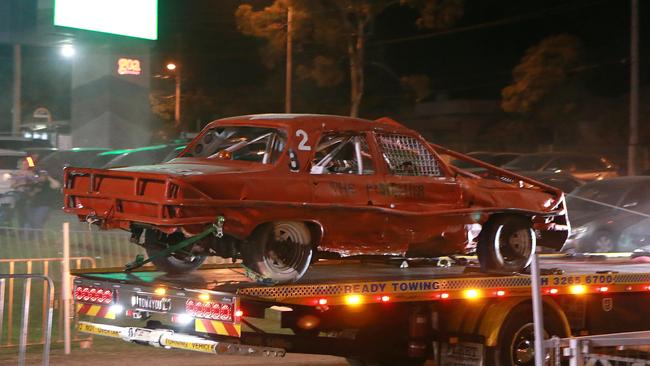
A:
[165, 62, 181, 126]
[61, 44, 75, 58]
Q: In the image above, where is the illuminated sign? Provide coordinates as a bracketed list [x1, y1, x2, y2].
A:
[54, 0, 158, 40]
[117, 58, 142, 76]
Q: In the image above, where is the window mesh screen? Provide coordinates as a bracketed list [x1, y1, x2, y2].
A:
[377, 133, 441, 176]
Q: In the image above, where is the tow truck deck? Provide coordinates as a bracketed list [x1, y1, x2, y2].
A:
[72, 255, 650, 365]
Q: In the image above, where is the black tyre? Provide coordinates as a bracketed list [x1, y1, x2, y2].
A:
[144, 230, 206, 274]
[242, 221, 312, 283]
[488, 303, 565, 366]
[478, 215, 536, 272]
[585, 230, 617, 253]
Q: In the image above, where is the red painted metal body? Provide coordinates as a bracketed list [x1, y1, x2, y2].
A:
[63, 114, 568, 257]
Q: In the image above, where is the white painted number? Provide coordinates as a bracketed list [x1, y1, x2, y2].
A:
[296, 129, 311, 151]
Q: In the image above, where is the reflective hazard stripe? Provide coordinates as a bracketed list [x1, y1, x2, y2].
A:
[195, 319, 241, 337]
[76, 303, 116, 320]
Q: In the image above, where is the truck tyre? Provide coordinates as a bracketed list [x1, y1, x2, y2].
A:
[478, 215, 535, 272]
[144, 230, 207, 274]
[488, 303, 565, 366]
[242, 221, 312, 283]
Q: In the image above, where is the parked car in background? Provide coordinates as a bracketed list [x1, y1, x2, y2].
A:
[0, 136, 52, 150]
[449, 152, 581, 193]
[0, 149, 30, 194]
[520, 171, 583, 193]
[100, 144, 186, 168]
[163, 145, 187, 162]
[0, 149, 33, 224]
[502, 152, 618, 181]
[619, 217, 650, 252]
[38, 148, 110, 183]
[23, 147, 59, 162]
[564, 176, 650, 252]
[451, 151, 521, 172]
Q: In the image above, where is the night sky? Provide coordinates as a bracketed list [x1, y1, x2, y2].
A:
[0, 0, 648, 127]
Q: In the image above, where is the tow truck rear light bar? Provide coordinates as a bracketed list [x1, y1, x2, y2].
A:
[186, 299, 236, 322]
[298, 283, 650, 307]
[75, 286, 114, 305]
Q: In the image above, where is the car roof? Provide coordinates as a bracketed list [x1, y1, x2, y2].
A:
[0, 149, 27, 157]
[208, 114, 414, 135]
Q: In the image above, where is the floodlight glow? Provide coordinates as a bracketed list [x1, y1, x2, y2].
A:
[109, 304, 124, 314]
[61, 44, 75, 58]
[166, 63, 177, 71]
[54, 0, 158, 40]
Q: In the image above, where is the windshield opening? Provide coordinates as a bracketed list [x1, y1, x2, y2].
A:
[181, 126, 286, 164]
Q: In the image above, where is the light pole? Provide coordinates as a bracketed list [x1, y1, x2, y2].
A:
[12, 44, 21, 134]
[166, 62, 181, 127]
[285, 5, 293, 113]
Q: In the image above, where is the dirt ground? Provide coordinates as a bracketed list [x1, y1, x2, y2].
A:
[0, 337, 350, 366]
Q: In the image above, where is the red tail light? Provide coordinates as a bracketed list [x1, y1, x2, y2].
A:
[186, 300, 195, 315]
[220, 304, 232, 321]
[185, 299, 234, 322]
[75, 286, 114, 304]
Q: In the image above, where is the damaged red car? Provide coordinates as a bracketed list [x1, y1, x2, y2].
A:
[63, 114, 569, 283]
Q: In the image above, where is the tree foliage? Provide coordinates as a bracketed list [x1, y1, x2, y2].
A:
[235, 0, 463, 117]
[501, 34, 584, 114]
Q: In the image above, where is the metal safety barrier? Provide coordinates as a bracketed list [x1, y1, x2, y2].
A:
[0, 225, 227, 268]
[0, 226, 142, 267]
[0, 257, 96, 349]
[0, 274, 54, 366]
[545, 331, 650, 366]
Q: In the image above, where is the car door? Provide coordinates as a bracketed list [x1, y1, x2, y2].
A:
[309, 132, 388, 253]
[372, 132, 465, 256]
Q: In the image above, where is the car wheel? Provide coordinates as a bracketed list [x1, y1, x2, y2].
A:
[478, 216, 536, 272]
[242, 221, 313, 283]
[587, 231, 617, 253]
[144, 230, 207, 274]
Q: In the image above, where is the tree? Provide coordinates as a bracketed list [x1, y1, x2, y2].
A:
[235, 0, 463, 117]
[501, 34, 586, 145]
[502, 34, 583, 114]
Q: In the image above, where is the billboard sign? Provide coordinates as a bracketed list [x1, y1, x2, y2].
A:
[54, 0, 158, 40]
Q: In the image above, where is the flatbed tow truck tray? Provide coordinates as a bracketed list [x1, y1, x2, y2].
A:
[71, 255, 650, 364]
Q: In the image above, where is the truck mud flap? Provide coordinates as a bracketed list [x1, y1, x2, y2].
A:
[78, 321, 285, 357]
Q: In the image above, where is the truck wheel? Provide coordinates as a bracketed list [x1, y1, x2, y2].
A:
[242, 221, 312, 283]
[478, 216, 535, 272]
[489, 303, 565, 366]
[144, 230, 206, 274]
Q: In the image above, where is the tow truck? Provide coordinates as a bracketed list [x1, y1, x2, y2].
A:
[71, 254, 650, 366]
